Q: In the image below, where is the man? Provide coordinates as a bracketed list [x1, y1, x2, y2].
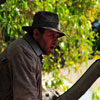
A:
[0, 11, 66, 100]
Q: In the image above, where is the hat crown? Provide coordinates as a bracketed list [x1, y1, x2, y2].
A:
[33, 11, 59, 24]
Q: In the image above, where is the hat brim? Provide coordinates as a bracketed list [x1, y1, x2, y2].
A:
[22, 26, 69, 38]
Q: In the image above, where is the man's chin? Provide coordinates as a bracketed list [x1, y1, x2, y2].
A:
[43, 50, 53, 55]
[43, 52, 51, 55]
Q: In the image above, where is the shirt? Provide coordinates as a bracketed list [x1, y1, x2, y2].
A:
[0, 33, 43, 100]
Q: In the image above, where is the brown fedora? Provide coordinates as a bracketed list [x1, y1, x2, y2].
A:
[22, 11, 66, 37]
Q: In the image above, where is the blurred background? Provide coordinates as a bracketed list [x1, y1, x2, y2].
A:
[0, 0, 100, 100]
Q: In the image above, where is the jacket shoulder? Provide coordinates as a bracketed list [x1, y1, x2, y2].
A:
[5, 39, 37, 60]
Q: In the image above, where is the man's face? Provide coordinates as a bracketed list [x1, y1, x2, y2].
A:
[38, 29, 60, 55]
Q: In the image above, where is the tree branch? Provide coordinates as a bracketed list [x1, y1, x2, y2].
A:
[56, 59, 100, 100]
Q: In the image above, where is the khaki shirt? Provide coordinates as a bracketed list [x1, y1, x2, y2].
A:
[0, 33, 43, 100]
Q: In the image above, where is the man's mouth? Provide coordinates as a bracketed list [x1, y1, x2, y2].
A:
[50, 46, 54, 49]
[49, 46, 56, 52]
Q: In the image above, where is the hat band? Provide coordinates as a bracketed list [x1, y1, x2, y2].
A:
[32, 22, 60, 30]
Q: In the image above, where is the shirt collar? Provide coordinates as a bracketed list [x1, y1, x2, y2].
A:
[23, 33, 43, 57]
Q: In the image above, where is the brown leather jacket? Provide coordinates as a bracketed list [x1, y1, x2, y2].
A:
[0, 33, 43, 100]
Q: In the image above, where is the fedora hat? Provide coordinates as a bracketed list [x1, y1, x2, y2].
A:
[22, 11, 66, 37]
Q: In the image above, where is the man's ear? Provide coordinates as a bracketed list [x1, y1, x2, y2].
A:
[33, 28, 40, 40]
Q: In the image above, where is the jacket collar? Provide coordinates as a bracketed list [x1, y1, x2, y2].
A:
[23, 33, 43, 57]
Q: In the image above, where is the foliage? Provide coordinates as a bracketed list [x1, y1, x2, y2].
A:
[0, 0, 100, 98]
[92, 87, 100, 100]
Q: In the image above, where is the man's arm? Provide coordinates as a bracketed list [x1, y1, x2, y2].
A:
[9, 47, 40, 100]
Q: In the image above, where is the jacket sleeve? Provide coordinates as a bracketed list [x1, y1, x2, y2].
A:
[9, 47, 41, 100]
